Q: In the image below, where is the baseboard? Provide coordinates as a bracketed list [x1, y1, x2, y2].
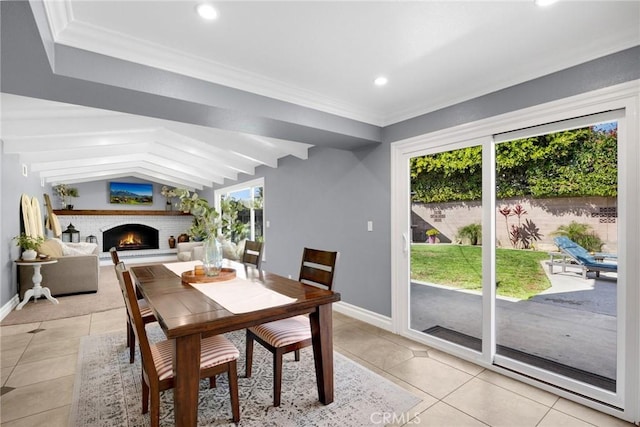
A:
[333, 301, 393, 332]
[0, 294, 20, 322]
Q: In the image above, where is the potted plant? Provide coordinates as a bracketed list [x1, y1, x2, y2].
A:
[457, 223, 482, 246]
[53, 184, 79, 210]
[13, 233, 45, 260]
[160, 185, 177, 211]
[174, 188, 220, 241]
[426, 228, 439, 244]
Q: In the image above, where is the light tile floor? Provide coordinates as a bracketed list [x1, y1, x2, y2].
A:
[0, 308, 634, 426]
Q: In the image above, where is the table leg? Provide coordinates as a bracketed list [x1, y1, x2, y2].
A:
[15, 289, 35, 310]
[15, 264, 58, 310]
[310, 303, 334, 404]
[173, 334, 201, 427]
[40, 287, 59, 305]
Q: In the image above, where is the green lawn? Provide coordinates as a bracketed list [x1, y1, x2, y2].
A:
[411, 244, 551, 300]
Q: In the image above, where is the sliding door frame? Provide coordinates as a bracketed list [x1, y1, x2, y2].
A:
[390, 80, 640, 422]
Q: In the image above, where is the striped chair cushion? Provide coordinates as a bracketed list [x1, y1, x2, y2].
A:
[249, 315, 311, 348]
[151, 335, 239, 381]
[138, 299, 154, 318]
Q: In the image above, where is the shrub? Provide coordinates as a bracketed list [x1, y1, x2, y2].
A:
[457, 223, 481, 245]
[553, 221, 603, 252]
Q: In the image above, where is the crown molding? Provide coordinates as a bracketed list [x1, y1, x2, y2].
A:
[41, 0, 74, 38]
[42, 2, 385, 126]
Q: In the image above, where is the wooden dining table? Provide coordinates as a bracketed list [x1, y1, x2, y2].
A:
[129, 261, 341, 426]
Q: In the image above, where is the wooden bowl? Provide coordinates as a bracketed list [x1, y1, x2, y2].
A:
[181, 267, 236, 283]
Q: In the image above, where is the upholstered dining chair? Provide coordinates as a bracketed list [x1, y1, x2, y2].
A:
[245, 247, 338, 407]
[116, 262, 240, 425]
[242, 240, 263, 277]
[110, 247, 156, 363]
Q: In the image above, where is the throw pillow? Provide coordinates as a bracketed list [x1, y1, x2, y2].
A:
[37, 239, 63, 258]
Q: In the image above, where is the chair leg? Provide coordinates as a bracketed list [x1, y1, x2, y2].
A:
[273, 350, 283, 407]
[209, 375, 217, 389]
[245, 330, 254, 377]
[126, 318, 131, 347]
[294, 349, 300, 362]
[129, 324, 136, 364]
[150, 389, 160, 427]
[141, 376, 150, 414]
[228, 360, 240, 422]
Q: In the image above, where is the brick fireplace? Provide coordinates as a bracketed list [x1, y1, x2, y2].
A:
[52, 210, 192, 263]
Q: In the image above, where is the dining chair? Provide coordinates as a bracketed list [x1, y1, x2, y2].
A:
[109, 246, 120, 265]
[245, 247, 338, 407]
[115, 263, 240, 425]
[242, 240, 263, 276]
[110, 247, 156, 363]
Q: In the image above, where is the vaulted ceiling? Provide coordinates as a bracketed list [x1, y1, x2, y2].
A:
[2, 1, 638, 189]
[1, 93, 311, 189]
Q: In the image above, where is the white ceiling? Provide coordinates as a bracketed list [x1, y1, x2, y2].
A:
[48, 0, 640, 125]
[2, 0, 639, 189]
[1, 93, 312, 189]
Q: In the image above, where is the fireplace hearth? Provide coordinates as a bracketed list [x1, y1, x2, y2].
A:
[103, 224, 159, 252]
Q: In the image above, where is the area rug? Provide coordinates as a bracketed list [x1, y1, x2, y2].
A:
[1, 266, 124, 326]
[70, 325, 422, 426]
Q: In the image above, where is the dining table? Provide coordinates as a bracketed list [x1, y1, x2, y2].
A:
[129, 260, 341, 426]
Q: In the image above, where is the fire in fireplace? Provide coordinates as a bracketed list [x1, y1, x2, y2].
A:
[103, 224, 159, 252]
[119, 232, 143, 248]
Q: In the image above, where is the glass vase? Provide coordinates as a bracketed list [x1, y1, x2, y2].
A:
[203, 237, 222, 276]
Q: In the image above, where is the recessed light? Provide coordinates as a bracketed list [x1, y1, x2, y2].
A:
[374, 76, 388, 86]
[535, 0, 558, 6]
[197, 3, 218, 20]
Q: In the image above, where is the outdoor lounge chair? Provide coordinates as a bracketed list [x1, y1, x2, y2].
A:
[550, 236, 617, 279]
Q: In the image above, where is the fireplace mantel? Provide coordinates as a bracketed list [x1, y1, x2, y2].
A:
[53, 210, 190, 216]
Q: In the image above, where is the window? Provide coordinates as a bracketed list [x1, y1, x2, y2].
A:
[215, 178, 264, 243]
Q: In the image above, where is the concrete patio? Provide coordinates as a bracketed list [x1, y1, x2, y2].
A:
[410, 262, 618, 383]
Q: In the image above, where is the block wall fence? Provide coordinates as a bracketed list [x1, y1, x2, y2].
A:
[411, 196, 617, 252]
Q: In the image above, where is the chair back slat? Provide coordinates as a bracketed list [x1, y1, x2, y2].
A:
[115, 262, 158, 378]
[242, 240, 263, 269]
[298, 248, 338, 290]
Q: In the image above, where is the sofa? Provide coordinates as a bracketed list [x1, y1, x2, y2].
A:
[18, 238, 100, 298]
[176, 241, 204, 262]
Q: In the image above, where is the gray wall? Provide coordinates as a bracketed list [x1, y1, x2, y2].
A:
[1, 146, 46, 304]
[256, 144, 391, 315]
[56, 178, 210, 212]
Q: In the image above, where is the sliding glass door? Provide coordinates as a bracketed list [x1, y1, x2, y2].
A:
[493, 114, 620, 395]
[410, 145, 484, 352]
[393, 86, 638, 418]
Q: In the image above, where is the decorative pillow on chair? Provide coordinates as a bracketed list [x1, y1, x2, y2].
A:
[37, 239, 64, 258]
